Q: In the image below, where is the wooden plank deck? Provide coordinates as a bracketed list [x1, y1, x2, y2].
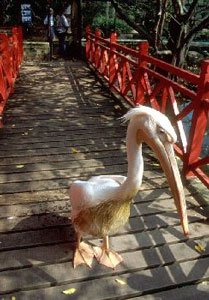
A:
[0, 61, 209, 300]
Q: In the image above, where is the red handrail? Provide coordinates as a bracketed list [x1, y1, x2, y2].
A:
[0, 26, 23, 127]
[86, 26, 209, 188]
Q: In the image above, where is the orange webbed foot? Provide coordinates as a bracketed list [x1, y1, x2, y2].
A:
[73, 241, 94, 269]
[93, 246, 123, 269]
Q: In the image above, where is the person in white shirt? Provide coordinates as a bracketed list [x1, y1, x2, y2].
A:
[44, 7, 55, 59]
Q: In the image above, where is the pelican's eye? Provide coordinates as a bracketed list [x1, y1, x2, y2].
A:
[158, 127, 166, 136]
[158, 127, 169, 143]
[158, 127, 173, 143]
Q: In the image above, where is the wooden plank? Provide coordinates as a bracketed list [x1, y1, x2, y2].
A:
[0, 142, 127, 158]
[0, 150, 127, 166]
[0, 136, 125, 153]
[0, 126, 123, 140]
[0, 126, 124, 143]
[3, 111, 120, 121]
[3, 106, 123, 116]
[1, 253, 209, 297]
[132, 283, 209, 299]
[0, 219, 208, 253]
[3, 113, 120, 125]
[0, 189, 69, 205]
[0, 158, 129, 174]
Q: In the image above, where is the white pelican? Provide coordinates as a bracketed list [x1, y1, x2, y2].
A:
[69, 105, 189, 269]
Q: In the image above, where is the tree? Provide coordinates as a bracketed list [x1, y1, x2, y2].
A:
[108, 0, 209, 68]
[82, 0, 132, 36]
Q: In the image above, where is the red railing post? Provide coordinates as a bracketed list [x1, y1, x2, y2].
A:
[0, 26, 23, 128]
[0, 33, 14, 93]
[136, 41, 149, 105]
[95, 29, 101, 69]
[12, 27, 19, 77]
[86, 26, 91, 61]
[183, 59, 209, 178]
[18, 26, 23, 63]
[0, 56, 7, 102]
[109, 32, 117, 87]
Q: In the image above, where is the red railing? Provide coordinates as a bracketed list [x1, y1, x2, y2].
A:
[0, 26, 23, 127]
[86, 27, 209, 188]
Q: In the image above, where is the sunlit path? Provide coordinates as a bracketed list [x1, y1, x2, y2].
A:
[0, 61, 208, 299]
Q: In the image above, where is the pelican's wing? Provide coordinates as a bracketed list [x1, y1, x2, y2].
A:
[88, 175, 126, 185]
[69, 175, 126, 220]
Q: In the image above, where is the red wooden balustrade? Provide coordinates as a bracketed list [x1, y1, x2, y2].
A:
[86, 26, 209, 188]
[0, 26, 23, 127]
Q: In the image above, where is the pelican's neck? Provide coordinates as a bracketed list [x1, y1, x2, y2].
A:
[125, 121, 144, 192]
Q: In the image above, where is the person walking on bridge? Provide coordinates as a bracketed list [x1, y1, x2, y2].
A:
[44, 7, 55, 59]
[55, 9, 69, 59]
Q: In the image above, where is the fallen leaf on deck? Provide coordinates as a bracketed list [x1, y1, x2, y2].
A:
[114, 105, 121, 110]
[16, 165, 25, 168]
[62, 288, 77, 295]
[201, 281, 209, 285]
[115, 278, 126, 285]
[72, 147, 79, 153]
[195, 242, 206, 253]
[152, 162, 160, 166]
[7, 216, 16, 220]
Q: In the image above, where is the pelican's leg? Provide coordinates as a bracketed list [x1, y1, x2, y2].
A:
[73, 232, 94, 269]
[93, 235, 123, 269]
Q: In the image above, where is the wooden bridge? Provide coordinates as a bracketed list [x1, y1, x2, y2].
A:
[0, 60, 208, 299]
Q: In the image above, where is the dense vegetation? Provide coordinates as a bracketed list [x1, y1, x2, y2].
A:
[107, 0, 209, 67]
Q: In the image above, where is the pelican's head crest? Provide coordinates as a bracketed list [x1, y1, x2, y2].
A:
[122, 105, 177, 144]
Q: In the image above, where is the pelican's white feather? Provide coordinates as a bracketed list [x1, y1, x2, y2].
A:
[70, 175, 126, 220]
[121, 106, 177, 143]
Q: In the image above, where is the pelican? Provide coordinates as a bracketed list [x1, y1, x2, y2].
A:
[69, 105, 189, 269]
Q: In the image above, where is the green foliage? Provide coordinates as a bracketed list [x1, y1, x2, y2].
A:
[82, 0, 133, 36]
[91, 15, 132, 36]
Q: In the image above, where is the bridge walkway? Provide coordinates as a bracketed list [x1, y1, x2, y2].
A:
[0, 61, 208, 299]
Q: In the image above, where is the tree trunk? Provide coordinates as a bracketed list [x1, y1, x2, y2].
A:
[71, 0, 82, 58]
[154, 0, 168, 51]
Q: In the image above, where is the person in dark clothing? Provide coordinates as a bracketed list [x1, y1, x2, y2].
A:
[55, 10, 69, 58]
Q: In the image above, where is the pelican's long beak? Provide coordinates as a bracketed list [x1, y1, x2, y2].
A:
[147, 138, 189, 236]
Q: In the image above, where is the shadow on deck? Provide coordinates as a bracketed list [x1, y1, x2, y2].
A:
[0, 61, 209, 299]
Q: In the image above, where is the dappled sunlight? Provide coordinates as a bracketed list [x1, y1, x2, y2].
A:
[0, 61, 209, 299]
